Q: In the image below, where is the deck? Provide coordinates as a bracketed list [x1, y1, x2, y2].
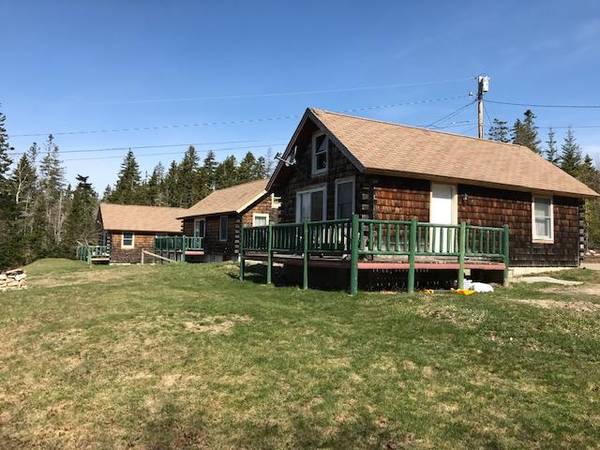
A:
[240, 215, 509, 294]
[154, 236, 204, 261]
[76, 244, 110, 264]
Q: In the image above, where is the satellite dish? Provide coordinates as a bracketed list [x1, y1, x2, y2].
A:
[275, 145, 297, 167]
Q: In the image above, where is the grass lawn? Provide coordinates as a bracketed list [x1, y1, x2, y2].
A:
[1, 259, 599, 449]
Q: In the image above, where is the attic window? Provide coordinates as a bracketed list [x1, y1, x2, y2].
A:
[312, 133, 329, 175]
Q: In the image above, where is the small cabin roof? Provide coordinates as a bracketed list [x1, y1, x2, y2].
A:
[99, 203, 187, 233]
[179, 179, 269, 219]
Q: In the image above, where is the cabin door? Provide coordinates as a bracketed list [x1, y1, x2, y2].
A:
[430, 183, 457, 253]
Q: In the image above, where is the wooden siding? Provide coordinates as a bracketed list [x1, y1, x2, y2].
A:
[372, 176, 430, 221]
[108, 231, 155, 263]
[457, 185, 581, 267]
[241, 195, 280, 225]
[272, 118, 366, 222]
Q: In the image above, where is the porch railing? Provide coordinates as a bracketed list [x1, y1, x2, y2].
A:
[240, 215, 509, 295]
[154, 235, 203, 253]
[76, 244, 110, 264]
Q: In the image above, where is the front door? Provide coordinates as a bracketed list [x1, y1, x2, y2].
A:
[430, 183, 456, 252]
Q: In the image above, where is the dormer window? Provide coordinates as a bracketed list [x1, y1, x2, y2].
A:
[312, 133, 329, 176]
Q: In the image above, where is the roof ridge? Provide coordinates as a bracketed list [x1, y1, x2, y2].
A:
[203, 178, 268, 194]
[309, 107, 529, 151]
[100, 202, 187, 210]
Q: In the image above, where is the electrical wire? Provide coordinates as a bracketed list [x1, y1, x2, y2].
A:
[424, 99, 476, 128]
[9, 95, 469, 138]
[487, 99, 600, 109]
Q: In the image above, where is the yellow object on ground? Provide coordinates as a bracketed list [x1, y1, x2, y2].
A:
[452, 289, 476, 296]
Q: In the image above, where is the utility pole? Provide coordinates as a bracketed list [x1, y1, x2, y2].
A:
[477, 75, 489, 139]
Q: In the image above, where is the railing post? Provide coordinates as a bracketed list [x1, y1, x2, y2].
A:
[303, 221, 309, 289]
[266, 224, 273, 284]
[350, 214, 359, 296]
[458, 222, 466, 289]
[239, 225, 245, 281]
[502, 224, 510, 287]
[408, 219, 417, 293]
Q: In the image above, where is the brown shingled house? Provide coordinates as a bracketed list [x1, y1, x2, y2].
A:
[240, 108, 598, 293]
[178, 179, 279, 262]
[97, 203, 187, 263]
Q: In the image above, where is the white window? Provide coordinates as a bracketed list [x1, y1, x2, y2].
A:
[271, 193, 281, 209]
[121, 232, 134, 248]
[194, 218, 205, 238]
[252, 213, 269, 227]
[219, 216, 228, 241]
[335, 177, 355, 219]
[532, 196, 553, 242]
[312, 133, 329, 176]
[296, 185, 327, 222]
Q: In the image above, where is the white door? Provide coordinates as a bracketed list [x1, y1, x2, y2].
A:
[430, 184, 456, 252]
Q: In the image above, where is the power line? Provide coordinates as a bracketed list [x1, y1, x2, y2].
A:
[62, 143, 284, 162]
[424, 100, 476, 128]
[9, 94, 469, 138]
[90, 77, 474, 105]
[487, 99, 600, 109]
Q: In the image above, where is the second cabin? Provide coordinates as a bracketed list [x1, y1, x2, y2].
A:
[178, 179, 280, 262]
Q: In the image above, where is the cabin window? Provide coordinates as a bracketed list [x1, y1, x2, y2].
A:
[121, 232, 134, 248]
[532, 196, 553, 242]
[335, 177, 355, 219]
[296, 185, 326, 222]
[312, 133, 329, 175]
[194, 218, 205, 238]
[252, 213, 269, 227]
[271, 193, 281, 209]
[219, 216, 228, 241]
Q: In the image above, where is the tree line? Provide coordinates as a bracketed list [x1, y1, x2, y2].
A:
[0, 109, 272, 270]
[487, 109, 600, 245]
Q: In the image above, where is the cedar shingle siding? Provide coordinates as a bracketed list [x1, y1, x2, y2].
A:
[107, 231, 156, 263]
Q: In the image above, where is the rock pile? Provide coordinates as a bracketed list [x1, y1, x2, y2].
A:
[0, 269, 27, 291]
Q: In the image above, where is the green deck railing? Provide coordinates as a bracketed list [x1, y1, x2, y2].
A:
[240, 215, 509, 295]
[154, 235, 203, 253]
[76, 244, 110, 264]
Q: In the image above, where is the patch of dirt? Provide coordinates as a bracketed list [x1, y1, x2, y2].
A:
[515, 299, 600, 313]
[32, 269, 137, 288]
[183, 314, 252, 334]
[415, 304, 487, 329]
[540, 283, 600, 296]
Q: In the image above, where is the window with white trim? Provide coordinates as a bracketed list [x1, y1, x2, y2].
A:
[335, 178, 355, 219]
[122, 232, 134, 248]
[219, 216, 228, 241]
[532, 196, 553, 242]
[252, 213, 269, 227]
[194, 218, 205, 238]
[312, 133, 329, 175]
[271, 193, 281, 209]
[296, 185, 327, 222]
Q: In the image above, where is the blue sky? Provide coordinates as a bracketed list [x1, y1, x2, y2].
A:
[2, 0, 600, 190]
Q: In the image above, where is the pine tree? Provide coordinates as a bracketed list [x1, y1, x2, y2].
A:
[512, 110, 541, 153]
[487, 118, 510, 143]
[102, 185, 112, 201]
[201, 150, 218, 190]
[545, 128, 560, 165]
[214, 155, 238, 189]
[238, 151, 259, 182]
[0, 111, 17, 269]
[62, 175, 98, 254]
[177, 146, 200, 207]
[163, 160, 180, 206]
[560, 127, 582, 177]
[145, 162, 165, 205]
[110, 150, 142, 204]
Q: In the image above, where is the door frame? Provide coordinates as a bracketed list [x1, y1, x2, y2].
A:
[429, 183, 458, 225]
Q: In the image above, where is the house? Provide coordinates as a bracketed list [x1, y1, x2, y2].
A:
[97, 203, 188, 263]
[240, 108, 598, 293]
[178, 179, 280, 262]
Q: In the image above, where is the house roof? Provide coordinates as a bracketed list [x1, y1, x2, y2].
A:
[178, 179, 269, 219]
[98, 203, 187, 233]
[270, 108, 598, 198]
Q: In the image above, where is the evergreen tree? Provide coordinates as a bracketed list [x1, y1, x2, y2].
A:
[512, 110, 541, 153]
[163, 160, 180, 206]
[177, 146, 200, 207]
[39, 134, 67, 252]
[545, 128, 560, 165]
[63, 175, 98, 254]
[0, 111, 17, 269]
[145, 162, 165, 205]
[102, 184, 112, 201]
[560, 127, 582, 177]
[238, 151, 259, 182]
[487, 118, 510, 143]
[110, 150, 142, 204]
[201, 150, 218, 190]
[214, 155, 238, 189]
